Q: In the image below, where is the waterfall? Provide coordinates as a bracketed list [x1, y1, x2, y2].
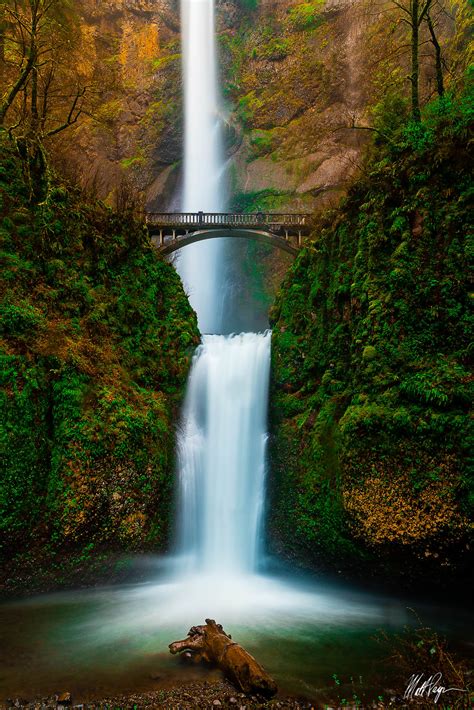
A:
[177, 332, 271, 575]
[177, 0, 225, 335]
[174, 0, 271, 579]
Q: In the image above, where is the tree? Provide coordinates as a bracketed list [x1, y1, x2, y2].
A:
[0, 0, 89, 196]
[0, 0, 87, 130]
[425, 7, 444, 97]
[361, 0, 458, 130]
[391, 0, 435, 120]
[0, 0, 38, 125]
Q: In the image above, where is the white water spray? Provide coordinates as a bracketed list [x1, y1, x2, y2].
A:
[175, 0, 271, 580]
[177, 332, 271, 574]
[177, 0, 225, 334]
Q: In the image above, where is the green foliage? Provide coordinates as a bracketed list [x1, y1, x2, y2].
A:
[249, 129, 277, 157]
[120, 149, 146, 170]
[0, 135, 199, 560]
[95, 99, 124, 126]
[371, 85, 410, 139]
[254, 37, 290, 61]
[287, 0, 325, 30]
[230, 188, 295, 212]
[237, 91, 265, 126]
[219, 29, 249, 99]
[269, 90, 473, 583]
[150, 54, 180, 71]
[0, 354, 51, 553]
[362, 345, 377, 361]
[0, 301, 44, 335]
[237, 0, 258, 10]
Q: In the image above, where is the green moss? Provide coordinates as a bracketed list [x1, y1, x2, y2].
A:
[255, 37, 290, 61]
[0, 135, 199, 561]
[362, 345, 377, 361]
[95, 99, 124, 126]
[269, 89, 473, 584]
[150, 54, 180, 71]
[287, 0, 325, 31]
[230, 188, 296, 213]
[249, 129, 278, 158]
[120, 149, 146, 170]
[237, 91, 265, 127]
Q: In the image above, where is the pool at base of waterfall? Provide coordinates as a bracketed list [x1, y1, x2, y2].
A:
[0, 569, 472, 704]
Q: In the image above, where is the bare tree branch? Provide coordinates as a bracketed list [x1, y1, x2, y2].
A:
[45, 85, 87, 137]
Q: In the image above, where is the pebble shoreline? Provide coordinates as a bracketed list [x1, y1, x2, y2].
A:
[0, 680, 316, 710]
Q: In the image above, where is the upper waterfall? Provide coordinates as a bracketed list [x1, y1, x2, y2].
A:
[177, 0, 226, 334]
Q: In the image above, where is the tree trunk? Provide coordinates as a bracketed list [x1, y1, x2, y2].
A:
[411, 0, 421, 121]
[0, 4, 38, 127]
[169, 619, 278, 698]
[426, 13, 444, 97]
[0, 51, 35, 125]
[30, 62, 39, 135]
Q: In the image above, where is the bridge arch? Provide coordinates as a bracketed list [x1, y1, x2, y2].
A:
[153, 228, 299, 257]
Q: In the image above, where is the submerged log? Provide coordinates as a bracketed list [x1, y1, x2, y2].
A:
[169, 618, 277, 698]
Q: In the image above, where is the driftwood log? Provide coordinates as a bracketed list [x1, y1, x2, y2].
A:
[169, 618, 277, 698]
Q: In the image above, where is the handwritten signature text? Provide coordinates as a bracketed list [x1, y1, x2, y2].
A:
[403, 672, 467, 704]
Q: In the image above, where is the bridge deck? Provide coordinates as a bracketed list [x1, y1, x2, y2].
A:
[146, 211, 312, 231]
[145, 212, 312, 255]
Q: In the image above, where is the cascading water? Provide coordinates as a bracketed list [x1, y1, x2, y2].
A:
[175, 0, 271, 578]
[177, 0, 225, 335]
[177, 332, 271, 575]
[0, 2, 462, 703]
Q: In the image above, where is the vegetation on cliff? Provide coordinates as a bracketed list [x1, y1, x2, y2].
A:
[269, 85, 473, 587]
[1, 0, 472, 595]
[2, 0, 470, 214]
[0, 135, 199, 574]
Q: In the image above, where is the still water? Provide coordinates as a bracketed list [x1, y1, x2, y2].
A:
[0, 568, 472, 703]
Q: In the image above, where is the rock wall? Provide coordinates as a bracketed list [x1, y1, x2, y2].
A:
[267, 96, 473, 590]
[53, 0, 183, 207]
[56, 0, 453, 212]
[0, 135, 199, 571]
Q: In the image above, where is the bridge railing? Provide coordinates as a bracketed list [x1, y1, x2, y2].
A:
[146, 212, 311, 228]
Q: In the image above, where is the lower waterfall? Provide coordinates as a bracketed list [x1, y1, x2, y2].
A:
[176, 332, 271, 575]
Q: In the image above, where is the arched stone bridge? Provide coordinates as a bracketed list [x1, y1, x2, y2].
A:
[146, 212, 312, 256]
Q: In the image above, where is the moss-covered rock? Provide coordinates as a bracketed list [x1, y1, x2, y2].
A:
[0, 136, 199, 565]
[268, 94, 473, 589]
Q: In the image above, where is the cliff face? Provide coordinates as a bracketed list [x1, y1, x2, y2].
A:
[219, 0, 370, 212]
[59, 0, 361, 208]
[56, 0, 455, 212]
[0, 136, 199, 578]
[267, 95, 473, 589]
[53, 0, 183, 207]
